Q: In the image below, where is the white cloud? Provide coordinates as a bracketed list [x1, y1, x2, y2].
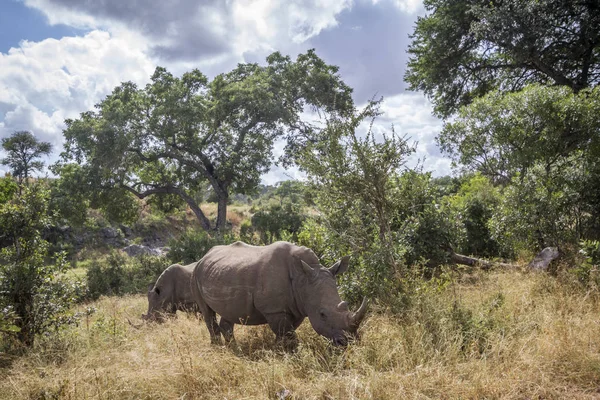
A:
[370, 0, 423, 14]
[0, 30, 155, 160]
[3, 0, 444, 183]
[23, 0, 354, 69]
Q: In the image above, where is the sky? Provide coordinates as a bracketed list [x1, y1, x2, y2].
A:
[0, 0, 451, 184]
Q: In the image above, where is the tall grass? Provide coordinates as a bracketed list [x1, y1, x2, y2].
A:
[1, 270, 599, 399]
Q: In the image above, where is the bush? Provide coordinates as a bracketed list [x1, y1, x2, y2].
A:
[167, 229, 236, 265]
[86, 252, 170, 300]
[0, 184, 77, 347]
[0, 177, 18, 205]
[572, 240, 600, 290]
[251, 202, 306, 243]
[445, 174, 502, 257]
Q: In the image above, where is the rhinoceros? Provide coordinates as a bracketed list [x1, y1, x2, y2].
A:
[191, 241, 368, 349]
[142, 262, 201, 322]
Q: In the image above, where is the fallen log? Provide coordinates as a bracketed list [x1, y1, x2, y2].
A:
[449, 252, 519, 270]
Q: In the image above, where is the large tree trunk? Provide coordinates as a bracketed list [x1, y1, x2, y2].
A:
[215, 195, 228, 232]
[185, 198, 212, 232]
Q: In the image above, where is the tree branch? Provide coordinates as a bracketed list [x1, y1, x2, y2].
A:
[121, 183, 212, 231]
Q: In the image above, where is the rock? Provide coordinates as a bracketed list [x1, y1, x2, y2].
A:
[122, 244, 164, 257]
[100, 227, 119, 239]
[529, 247, 560, 270]
[119, 224, 133, 238]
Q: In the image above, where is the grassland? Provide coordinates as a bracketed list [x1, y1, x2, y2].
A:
[1, 269, 599, 399]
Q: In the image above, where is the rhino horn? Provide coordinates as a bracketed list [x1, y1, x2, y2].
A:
[349, 298, 369, 330]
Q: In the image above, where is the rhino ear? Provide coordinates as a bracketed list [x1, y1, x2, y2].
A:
[300, 260, 319, 279]
[329, 256, 350, 276]
[147, 282, 155, 293]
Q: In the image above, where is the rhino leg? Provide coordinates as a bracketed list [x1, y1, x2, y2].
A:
[219, 318, 235, 344]
[266, 313, 298, 352]
[201, 307, 221, 344]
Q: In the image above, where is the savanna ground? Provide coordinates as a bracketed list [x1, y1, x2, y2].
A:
[2, 269, 599, 399]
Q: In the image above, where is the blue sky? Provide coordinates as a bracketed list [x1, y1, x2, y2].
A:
[0, 0, 450, 183]
[0, 0, 83, 52]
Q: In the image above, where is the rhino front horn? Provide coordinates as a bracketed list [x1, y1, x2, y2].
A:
[350, 298, 369, 330]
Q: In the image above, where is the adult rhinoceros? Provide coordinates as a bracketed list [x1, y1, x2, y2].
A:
[191, 241, 368, 349]
[142, 262, 201, 322]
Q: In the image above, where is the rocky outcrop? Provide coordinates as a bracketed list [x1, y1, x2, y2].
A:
[122, 244, 169, 257]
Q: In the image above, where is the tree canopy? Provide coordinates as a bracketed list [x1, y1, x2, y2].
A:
[406, 0, 600, 117]
[1, 131, 52, 187]
[58, 50, 353, 230]
[439, 85, 600, 182]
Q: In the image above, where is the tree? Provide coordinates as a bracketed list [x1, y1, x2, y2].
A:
[1, 131, 52, 188]
[58, 50, 353, 231]
[0, 184, 75, 347]
[439, 85, 600, 183]
[489, 161, 585, 253]
[441, 85, 600, 251]
[446, 173, 502, 257]
[406, 0, 600, 117]
[296, 100, 418, 300]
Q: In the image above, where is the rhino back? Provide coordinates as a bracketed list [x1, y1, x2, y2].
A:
[196, 241, 303, 324]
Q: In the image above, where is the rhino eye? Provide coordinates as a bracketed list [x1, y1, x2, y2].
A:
[155, 287, 161, 296]
[319, 310, 327, 320]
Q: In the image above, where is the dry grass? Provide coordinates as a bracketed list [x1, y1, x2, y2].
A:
[2, 271, 600, 399]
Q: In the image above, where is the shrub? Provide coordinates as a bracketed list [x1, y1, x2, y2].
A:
[0, 184, 77, 347]
[167, 229, 236, 265]
[250, 202, 306, 243]
[572, 240, 600, 290]
[86, 252, 170, 300]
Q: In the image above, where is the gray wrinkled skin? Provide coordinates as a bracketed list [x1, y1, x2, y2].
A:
[191, 241, 368, 350]
[143, 262, 201, 322]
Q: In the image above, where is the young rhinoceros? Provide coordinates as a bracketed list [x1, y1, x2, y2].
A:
[142, 262, 201, 322]
[191, 241, 368, 349]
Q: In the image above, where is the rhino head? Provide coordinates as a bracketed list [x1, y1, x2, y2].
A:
[142, 282, 175, 323]
[293, 256, 368, 346]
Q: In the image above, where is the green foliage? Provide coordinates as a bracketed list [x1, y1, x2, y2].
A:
[0, 177, 18, 205]
[440, 85, 600, 182]
[85, 253, 170, 300]
[440, 85, 600, 254]
[490, 161, 585, 255]
[96, 188, 141, 225]
[295, 101, 456, 302]
[147, 193, 185, 215]
[1, 131, 52, 186]
[58, 50, 353, 231]
[572, 240, 600, 290]
[167, 229, 236, 265]
[446, 174, 502, 257]
[406, 0, 600, 117]
[250, 202, 306, 243]
[392, 171, 457, 270]
[0, 184, 76, 346]
[48, 164, 90, 225]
